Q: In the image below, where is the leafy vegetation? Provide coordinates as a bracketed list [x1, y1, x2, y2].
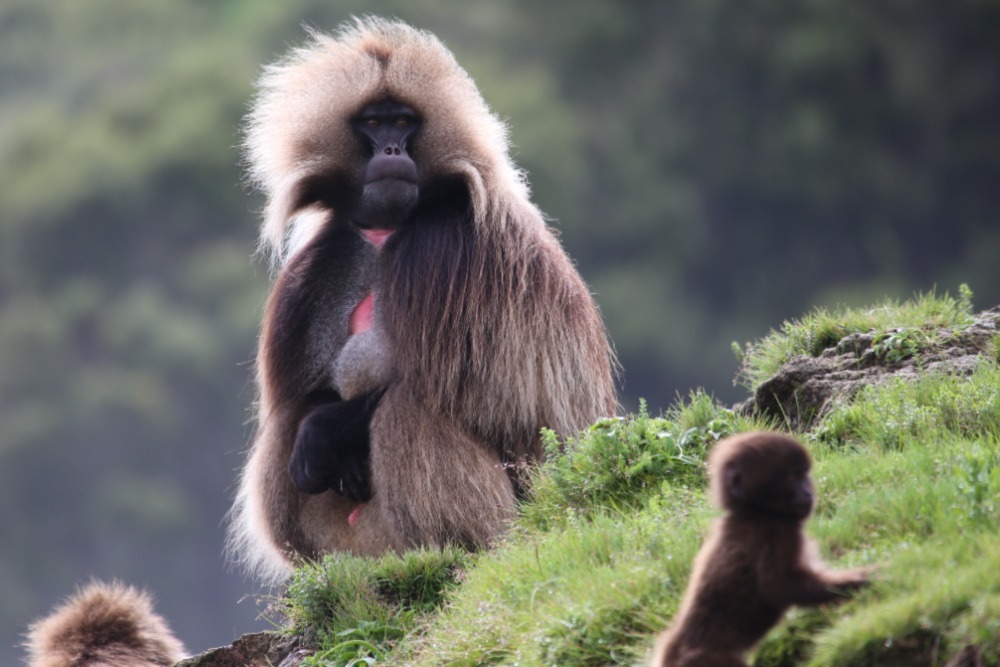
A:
[275, 292, 1000, 665]
[812, 364, 1000, 450]
[522, 394, 763, 530]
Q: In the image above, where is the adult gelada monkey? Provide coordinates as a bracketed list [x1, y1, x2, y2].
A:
[229, 18, 618, 583]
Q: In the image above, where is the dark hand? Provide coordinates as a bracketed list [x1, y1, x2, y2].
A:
[288, 390, 383, 501]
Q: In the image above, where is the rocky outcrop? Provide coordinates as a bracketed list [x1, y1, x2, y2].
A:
[736, 308, 999, 430]
[176, 631, 313, 667]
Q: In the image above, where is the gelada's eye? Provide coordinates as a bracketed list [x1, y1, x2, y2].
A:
[396, 117, 410, 127]
[366, 118, 380, 128]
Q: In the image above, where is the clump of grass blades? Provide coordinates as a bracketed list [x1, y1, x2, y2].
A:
[990, 332, 1000, 364]
[735, 286, 976, 390]
[282, 548, 467, 666]
[811, 364, 1000, 450]
[521, 392, 761, 530]
[371, 549, 468, 612]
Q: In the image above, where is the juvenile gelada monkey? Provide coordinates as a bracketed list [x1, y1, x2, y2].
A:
[651, 432, 873, 667]
[229, 17, 618, 583]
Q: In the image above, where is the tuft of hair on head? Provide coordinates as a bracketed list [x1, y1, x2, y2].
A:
[25, 581, 185, 667]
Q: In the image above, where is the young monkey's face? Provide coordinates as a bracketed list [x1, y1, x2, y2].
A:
[715, 433, 815, 519]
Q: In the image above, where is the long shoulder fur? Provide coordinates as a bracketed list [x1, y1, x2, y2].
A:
[382, 213, 616, 450]
[26, 581, 185, 667]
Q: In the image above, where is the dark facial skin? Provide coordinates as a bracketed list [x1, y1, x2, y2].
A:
[353, 100, 421, 229]
[724, 453, 815, 520]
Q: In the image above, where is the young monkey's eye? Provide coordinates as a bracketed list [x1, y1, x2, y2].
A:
[395, 117, 411, 127]
[366, 118, 380, 128]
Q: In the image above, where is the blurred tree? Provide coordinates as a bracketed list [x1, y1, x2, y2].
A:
[0, 0, 274, 657]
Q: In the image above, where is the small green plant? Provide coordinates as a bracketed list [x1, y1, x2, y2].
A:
[731, 340, 745, 364]
[959, 283, 975, 312]
[522, 393, 754, 529]
[303, 621, 404, 667]
[952, 445, 1000, 527]
[870, 327, 926, 363]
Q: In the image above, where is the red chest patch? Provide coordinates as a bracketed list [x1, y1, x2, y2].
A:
[349, 293, 375, 334]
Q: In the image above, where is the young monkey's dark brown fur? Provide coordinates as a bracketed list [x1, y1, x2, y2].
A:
[651, 432, 874, 667]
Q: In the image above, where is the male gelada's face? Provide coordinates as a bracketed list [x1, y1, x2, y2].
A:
[352, 99, 421, 229]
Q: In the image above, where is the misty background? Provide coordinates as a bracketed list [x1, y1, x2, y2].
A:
[2, 0, 998, 661]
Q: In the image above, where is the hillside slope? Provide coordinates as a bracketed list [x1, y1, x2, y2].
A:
[186, 288, 1000, 667]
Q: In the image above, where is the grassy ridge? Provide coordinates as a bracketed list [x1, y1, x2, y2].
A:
[278, 290, 1000, 666]
[734, 286, 978, 389]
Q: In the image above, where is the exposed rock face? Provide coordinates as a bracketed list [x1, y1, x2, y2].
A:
[736, 308, 999, 430]
[176, 631, 312, 667]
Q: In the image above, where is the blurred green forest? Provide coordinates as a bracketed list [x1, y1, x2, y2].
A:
[1, 0, 998, 662]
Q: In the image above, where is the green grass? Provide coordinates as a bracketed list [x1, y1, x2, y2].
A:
[521, 393, 766, 531]
[278, 290, 1000, 666]
[811, 364, 1000, 451]
[277, 547, 469, 666]
[734, 285, 976, 389]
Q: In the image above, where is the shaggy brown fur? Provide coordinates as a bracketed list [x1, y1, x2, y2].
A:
[651, 432, 873, 667]
[229, 18, 618, 583]
[26, 581, 185, 667]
